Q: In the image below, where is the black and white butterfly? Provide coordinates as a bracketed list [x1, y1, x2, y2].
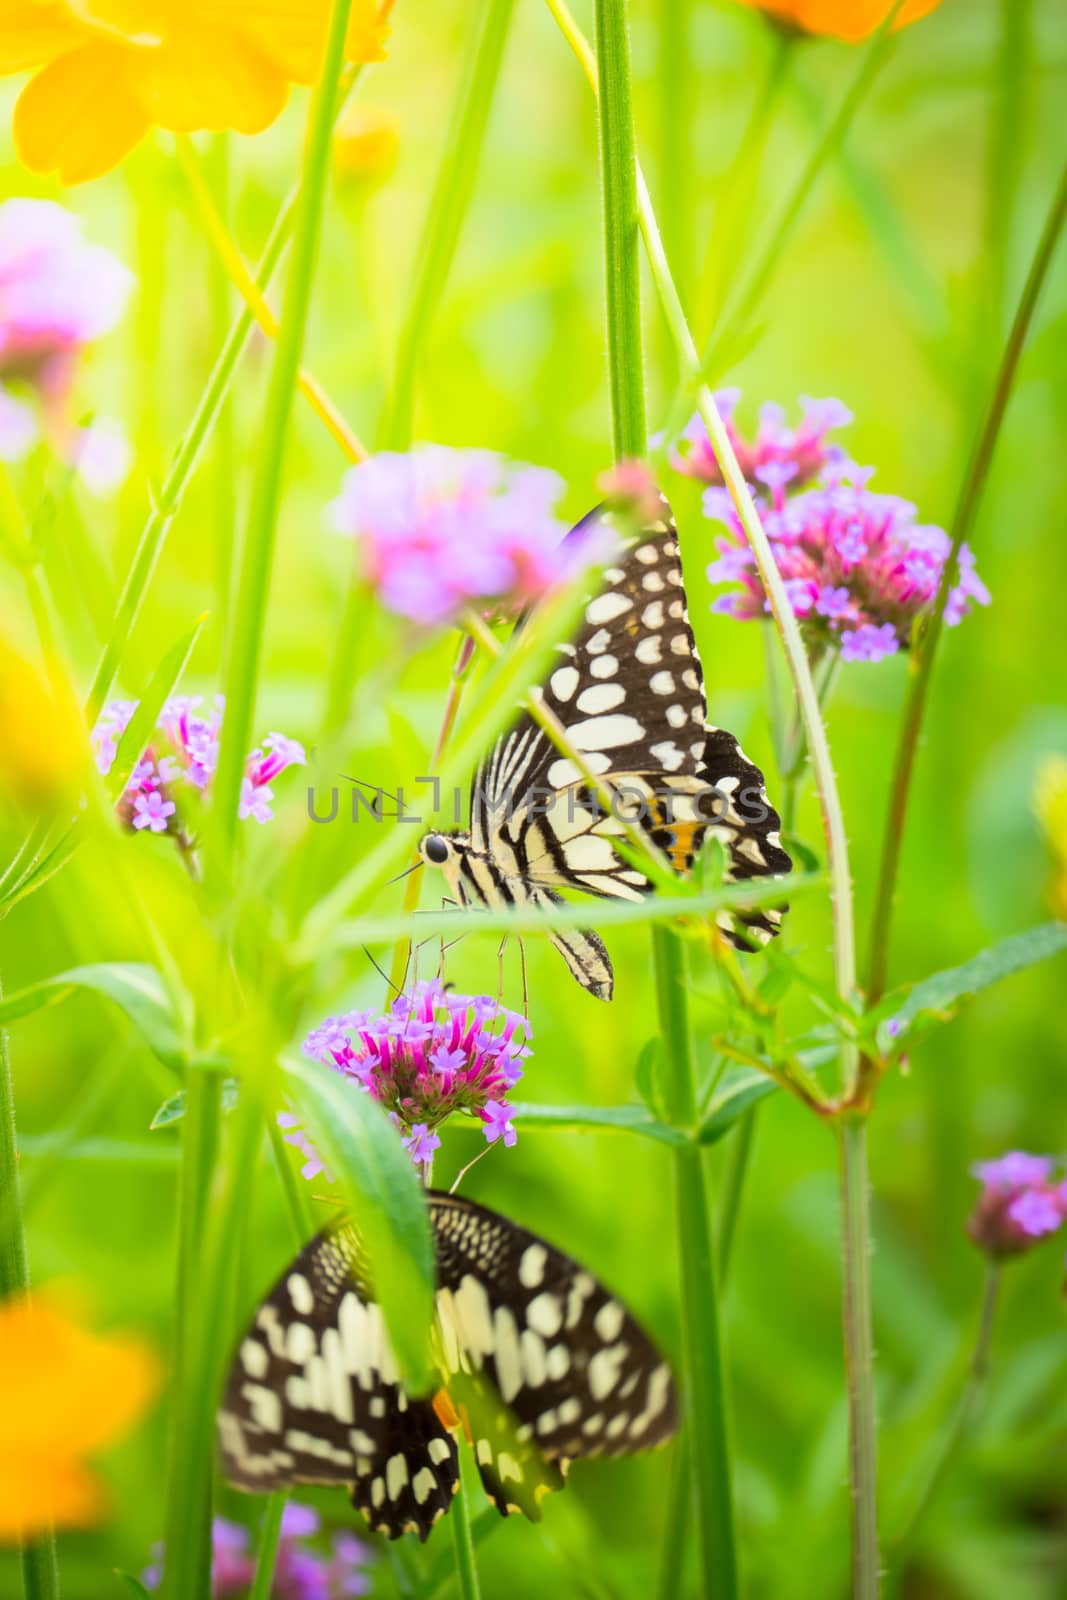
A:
[417, 495, 792, 998]
[219, 1190, 677, 1541]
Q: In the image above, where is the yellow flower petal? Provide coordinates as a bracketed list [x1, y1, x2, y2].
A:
[0, 1454, 102, 1543]
[130, 26, 286, 134]
[0, 1295, 158, 1459]
[217, 0, 393, 82]
[0, 638, 88, 811]
[0, 2, 83, 72]
[13, 41, 149, 182]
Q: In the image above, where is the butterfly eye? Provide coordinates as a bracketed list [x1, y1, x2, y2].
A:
[421, 833, 451, 865]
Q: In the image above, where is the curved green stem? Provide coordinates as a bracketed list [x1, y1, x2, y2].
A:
[865, 161, 1067, 1009]
[379, 0, 516, 449]
[839, 1120, 879, 1599]
[213, 0, 355, 848]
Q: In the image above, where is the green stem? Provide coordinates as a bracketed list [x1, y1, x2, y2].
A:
[865, 161, 1067, 1010]
[654, 928, 738, 1599]
[716, 1105, 759, 1281]
[700, 0, 904, 383]
[594, 0, 646, 461]
[207, 134, 238, 628]
[85, 188, 298, 727]
[249, 1494, 287, 1600]
[657, 0, 693, 369]
[655, 1433, 690, 1600]
[838, 1120, 879, 1599]
[0, 984, 60, 1600]
[379, 0, 516, 449]
[698, 28, 792, 340]
[450, 1470, 483, 1600]
[897, 1266, 1001, 1549]
[213, 0, 354, 849]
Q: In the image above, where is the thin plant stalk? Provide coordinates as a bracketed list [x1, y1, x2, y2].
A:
[656, 1433, 691, 1600]
[698, 0, 905, 383]
[865, 161, 1067, 1012]
[838, 1119, 878, 1600]
[379, 0, 516, 449]
[175, 135, 369, 465]
[657, 0, 694, 375]
[593, 2, 738, 1593]
[0, 987, 60, 1600]
[717, 1104, 759, 1280]
[698, 28, 792, 339]
[206, 135, 238, 626]
[450, 1470, 483, 1600]
[213, 0, 356, 847]
[897, 1266, 1001, 1549]
[249, 1494, 288, 1600]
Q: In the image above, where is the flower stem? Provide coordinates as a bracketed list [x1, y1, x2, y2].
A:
[716, 1104, 759, 1280]
[450, 1462, 483, 1600]
[657, 0, 694, 360]
[897, 1266, 1001, 1549]
[865, 160, 1067, 1010]
[175, 133, 369, 465]
[654, 928, 739, 1599]
[213, 0, 355, 849]
[249, 1494, 287, 1600]
[0, 982, 60, 1600]
[699, 0, 904, 382]
[838, 1119, 879, 1600]
[379, 0, 516, 449]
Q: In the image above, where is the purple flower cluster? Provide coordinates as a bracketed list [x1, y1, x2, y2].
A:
[145, 1506, 373, 1598]
[695, 397, 989, 661]
[92, 695, 306, 837]
[298, 980, 532, 1171]
[0, 198, 133, 492]
[673, 391, 853, 493]
[967, 1152, 1067, 1261]
[327, 445, 610, 627]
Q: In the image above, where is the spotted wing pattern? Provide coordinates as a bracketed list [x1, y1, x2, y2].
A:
[465, 498, 790, 970]
[219, 1194, 676, 1541]
[219, 1222, 459, 1540]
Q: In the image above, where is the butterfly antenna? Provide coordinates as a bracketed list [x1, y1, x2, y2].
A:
[386, 859, 424, 887]
[361, 944, 402, 996]
[449, 1142, 494, 1194]
[341, 772, 401, 806]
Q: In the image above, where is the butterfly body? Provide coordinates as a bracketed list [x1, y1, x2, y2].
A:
[419, 498, 792, 998]
[219, 1191, 677, 1540]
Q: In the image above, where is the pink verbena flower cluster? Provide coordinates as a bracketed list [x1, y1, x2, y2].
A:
[967, 1152, 1067, 1261]
[688, 393, 990, 662]
[327, 444, 612, 627]
[0, 198, 134, 493]
[673, 391, 854, 492]
[144, 1505, 373, 1598]
[298, 979, 532, 1171]
[92, 695, 306, 837]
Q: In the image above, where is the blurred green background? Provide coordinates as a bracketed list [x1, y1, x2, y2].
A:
[1, 0, 1065, 1596]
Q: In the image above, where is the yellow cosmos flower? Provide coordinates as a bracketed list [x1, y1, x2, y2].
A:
[1034, 756, 1067, 922]
[735, 0, 942, 41]
[0, 1293, 158, 1542]
[0, 0, 395, 185]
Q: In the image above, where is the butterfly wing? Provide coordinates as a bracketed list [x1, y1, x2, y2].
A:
[430, 1190, 677, 1517]
[218, 1223, 458, 1541]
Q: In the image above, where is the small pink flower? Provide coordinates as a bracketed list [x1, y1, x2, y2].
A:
[967, 1151, 1067, 1260]
[132, 791, 175, 835]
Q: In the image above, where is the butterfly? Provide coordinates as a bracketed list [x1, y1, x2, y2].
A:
[218, 1189, 677, 1541]
[417, 494, 792, 999]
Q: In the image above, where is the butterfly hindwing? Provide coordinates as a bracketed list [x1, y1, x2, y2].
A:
[219, 1194, 677, 1539]
[218, 1223, 458, 1541]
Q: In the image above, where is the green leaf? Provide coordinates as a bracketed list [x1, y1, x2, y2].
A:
[698, 1072, 778, 1146]
[114, 1571, 152, 1599]
[150, 1077, 239, 1130]
[870, 922, 1067, 1052]
[508, 1101, 686, 1147]
[106, 615, 208, 804]
[633, 1035, 667, 1119]
[0, 962, 186, 1072]
[280, 1054, 436, 1392]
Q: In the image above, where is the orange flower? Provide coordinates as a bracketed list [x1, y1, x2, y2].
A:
[0, 1293, 158, 1542]
[735, 0, 942, 41]
[0, 1, 395, 185]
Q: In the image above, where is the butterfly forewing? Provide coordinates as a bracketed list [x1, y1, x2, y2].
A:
[219, 1194, 677, 1540]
